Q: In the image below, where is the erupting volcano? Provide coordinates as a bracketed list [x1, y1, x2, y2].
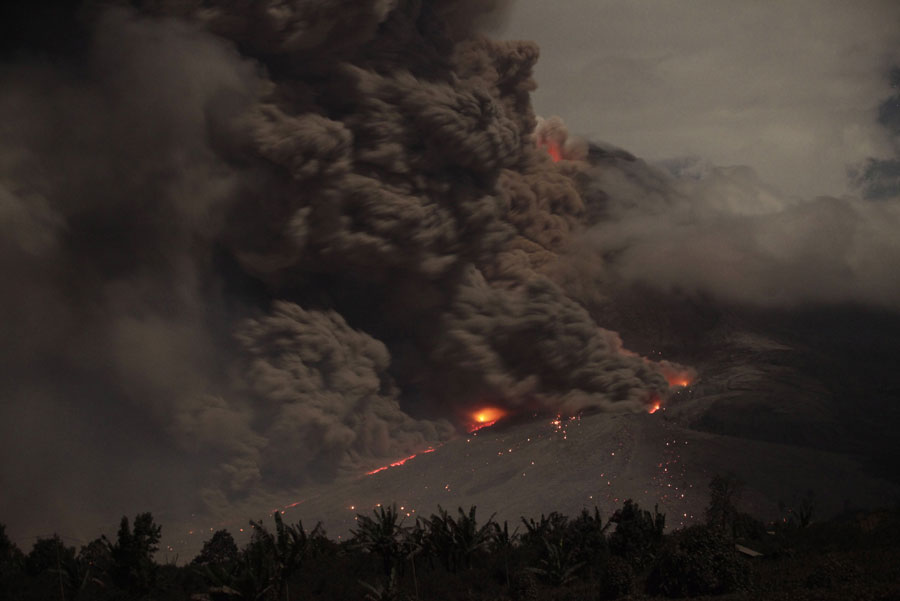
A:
[5, 0, 899, 562]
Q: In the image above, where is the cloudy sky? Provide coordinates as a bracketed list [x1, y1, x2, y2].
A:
[498, 0, 900, 197]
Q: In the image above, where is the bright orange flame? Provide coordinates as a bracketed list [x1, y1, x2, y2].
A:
[468, 407, 507, 432]
[648, 400, 661, 414]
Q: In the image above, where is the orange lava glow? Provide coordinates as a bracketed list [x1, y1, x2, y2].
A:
[539, 141, 562, 162]
[467, 407, 507, 432]
[366, 448, 435, 476]
[668, 375, 692, 387]
[662, 367, 694, 388]
[648, 400, 661, 414]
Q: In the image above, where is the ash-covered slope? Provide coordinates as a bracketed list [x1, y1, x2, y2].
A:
[163, 294, 900, 557]
[169, 403, 896, 556]
[601, 284, 900, 483]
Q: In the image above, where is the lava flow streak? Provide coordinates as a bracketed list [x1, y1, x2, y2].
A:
[366, 448, 435, 476]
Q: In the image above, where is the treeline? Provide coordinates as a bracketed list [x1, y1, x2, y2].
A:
[2, 475, 899, 601]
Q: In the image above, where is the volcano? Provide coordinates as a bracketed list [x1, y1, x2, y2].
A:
[3, 1, 899, 560]
[164, 297, 900, 556]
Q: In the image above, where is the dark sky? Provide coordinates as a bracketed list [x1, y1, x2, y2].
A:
[1, 0, 899, 550]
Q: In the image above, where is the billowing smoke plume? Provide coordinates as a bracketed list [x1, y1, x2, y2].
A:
[0, 0, 671, 534]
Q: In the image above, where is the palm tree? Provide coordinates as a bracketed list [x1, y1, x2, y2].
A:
[248, 511, 323, 601]
[526, 537, 584, 587]
[446, 506, 496, 571]
[521, 512, 568, 549]
[419, 506, 496, 573]
[490, 520, 519, 589]
[608, 500, 665, 567]
[351, 504, 411, 589]
[566, 507, 610, 571]
[201, 560, 273, 601]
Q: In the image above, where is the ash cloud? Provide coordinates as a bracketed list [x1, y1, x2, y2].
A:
[850, 66, 900, 200]
[559, 124, 900, 309]
[0, 0, 670, 539]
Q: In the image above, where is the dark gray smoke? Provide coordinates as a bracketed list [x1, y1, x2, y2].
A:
[0, 0, 671, 538]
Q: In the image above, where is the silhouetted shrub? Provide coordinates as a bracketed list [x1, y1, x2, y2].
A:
[104, 512, 163, 596]
[0, 524, 24, 600]
[647, 524, 749, 597]
[510, 569, 539, 601]
[597, 555, 635, 600]
[706, 473, 742, 534]
[608, 500, 665, 567]
[733, 511, 767, 542]
[566, 507, 609, 568]
[804, 553, 861, 589]
[193, 529, 239, 567]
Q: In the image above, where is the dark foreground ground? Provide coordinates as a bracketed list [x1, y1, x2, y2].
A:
[3, 490, 900, 601]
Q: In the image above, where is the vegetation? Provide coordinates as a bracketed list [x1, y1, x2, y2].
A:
[1, 478, 899, 600]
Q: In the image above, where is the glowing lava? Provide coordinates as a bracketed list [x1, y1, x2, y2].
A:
[366, 448, 435, 476]
[541, 141, 563, 162]
[468, 407, 507, 432]
[648, 400, 662, 414]
[669, 376, 691, 387]
[662, 367, 694, 388]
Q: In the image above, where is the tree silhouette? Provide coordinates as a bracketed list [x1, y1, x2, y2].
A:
[102, 512, 162, 596]
[525, 537, 584, 587]
[437, 506, 495, 572]
[201, 558, 273, 601]
[351, 504, 411, 595]
[706, 473, 743, 536]
[490, 520, 519, 588]
[26, 535, 78, 601]
[521, 512, 569, 549]
[608, 500, 665, 567]
[566, 507, 610, 575]
[248, 511, 323, 601]
[0, 524, 24, 598]
[194, 529, 239, 567]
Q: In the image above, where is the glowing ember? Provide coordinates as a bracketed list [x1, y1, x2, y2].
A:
[648, 400, 662, 414]
[366, 448, 435, 476]
[468, 407, 507, 432]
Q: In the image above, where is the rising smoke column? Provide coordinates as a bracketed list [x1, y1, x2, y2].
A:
[0, 0, 672, 531]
